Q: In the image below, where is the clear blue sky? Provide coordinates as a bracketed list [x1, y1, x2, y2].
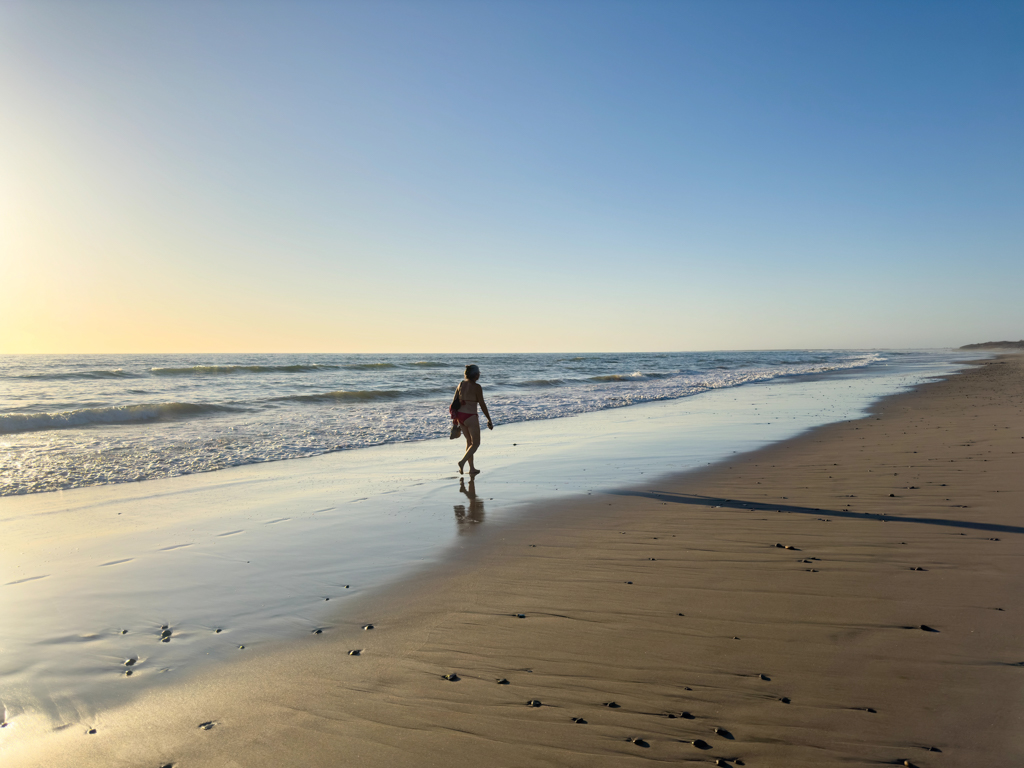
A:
[2, 0, 1021, 352]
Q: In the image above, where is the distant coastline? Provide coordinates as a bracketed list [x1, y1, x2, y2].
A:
[959, 340, 1024, 350]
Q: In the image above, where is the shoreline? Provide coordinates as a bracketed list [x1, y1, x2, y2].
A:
[3, 354, 1022, 766]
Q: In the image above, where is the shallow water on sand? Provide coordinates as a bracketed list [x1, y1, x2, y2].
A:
[0, 352, 977, 734]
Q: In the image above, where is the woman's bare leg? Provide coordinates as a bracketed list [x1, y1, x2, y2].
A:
[459, 416, 481, 474]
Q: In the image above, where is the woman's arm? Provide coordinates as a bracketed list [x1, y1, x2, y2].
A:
[477, 383, 493, 429]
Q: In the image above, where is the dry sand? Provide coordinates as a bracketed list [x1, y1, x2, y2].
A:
[4, 355, 1023, 767]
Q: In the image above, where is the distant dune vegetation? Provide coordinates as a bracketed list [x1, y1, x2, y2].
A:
[960, 340, 1024, 350]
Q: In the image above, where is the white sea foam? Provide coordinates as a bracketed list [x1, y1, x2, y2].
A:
[0, 403, 232, 435]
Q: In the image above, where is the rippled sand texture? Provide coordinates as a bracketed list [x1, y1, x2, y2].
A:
[4, 355, 1023, 767]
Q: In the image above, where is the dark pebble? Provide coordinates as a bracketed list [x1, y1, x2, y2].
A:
[714, 727, 734, 739]
[779, 697, 790, 704]
[363, 624, 374, 630]
[527, 699, 542, 707]
[680, 711, 695, 719]
[198, 721, 215, 730]
[571, 717, 587, 724]
[87, 728, 96, 734]
[125, 670, 133, 677]
[442, 673, 459, 681]
[630, 737, 649, 747]
[625, 581, 633, 584]
[121, 629, 128, 635]
[125, 658, 136, 667]
[890, 494, 896, 497]
[716, 760, 731, 767]
[312, 629, 322, 634]
[603, 701, 620, 708]
[348, 649, 361, 656]
[691, 739, 711, 749]
[516, 614, 526, 619]
[238, 645, 245, 649]
[920, 624, 939, 632]
[759, 674, 769, 681]
[215, 628, 222, 633]
[496, 678, 510, 685]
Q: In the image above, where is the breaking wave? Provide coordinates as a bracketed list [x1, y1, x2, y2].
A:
[0, 402, 235, 435]
[151, 364, 339, 376]
[12, 369, 142, 381]
[272, 390, 406, 404]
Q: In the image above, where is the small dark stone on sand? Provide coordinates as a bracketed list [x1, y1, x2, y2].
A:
[629, 737, 649, 747]
[920, 624, 938, 632]
[496, 678, 509, 684]
[363, 624, 374, 630]
[215, 628, 222, 633]
[928, 746, 942, 752]
[159, 764, 173, 768]
[625, 581, 633, 584]
[759, 674, 770, 681]
[691, 739, 711, 749]
[603, 701, 620, 708]
[901, 761, 917, 767]
[571, 717, 587, 724]
[733, 636, 740, 640]
[516, 614, 526, 618]
[527, 699, 542, 707]
[911, 567, 926, 571]
[313, 629, 322, 634]
[125, 658, 136, 666]
[348, 649, 361, 656]
[990, 537, 1001, 541]
[161, 625, 168, 630]
[714, 727, 734, 739]
[125, 669, 133, 677]
[161, 637, 170, 643]
[678, 612, 684, 616]
[860, 707, 877, 713]
[784, 545, 799, 550]
[684, 687, 692, 691]
[121, 629, 128, 634]
[238, 645, 245, 649]
[680, 711, 695, 719]
[889, 493, 895, 497]
[87, 728, 96, 734]
[778, 697, 790, 704]
[442, 673, 459, 681]
[774, 543, 784, 548]
[716, 760, 731, 767]
[198, 721, 215, 730]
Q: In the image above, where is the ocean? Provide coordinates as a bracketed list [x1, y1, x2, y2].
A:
[0, 350, 960, 496]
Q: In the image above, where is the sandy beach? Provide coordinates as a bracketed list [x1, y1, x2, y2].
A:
[3, 354, 1023, 767]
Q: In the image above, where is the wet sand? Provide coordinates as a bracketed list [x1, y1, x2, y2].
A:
[3, 355, 1023, 766]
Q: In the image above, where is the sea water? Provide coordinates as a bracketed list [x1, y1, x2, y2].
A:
[0, 350, 955, 496]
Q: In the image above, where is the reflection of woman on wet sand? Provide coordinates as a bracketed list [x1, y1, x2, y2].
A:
[454, 476, 485, 532]
[452, 364, 493, 475]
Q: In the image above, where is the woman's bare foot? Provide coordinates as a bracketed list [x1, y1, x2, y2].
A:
[470, 469, 481, 476]
[458, 461, 465, 474]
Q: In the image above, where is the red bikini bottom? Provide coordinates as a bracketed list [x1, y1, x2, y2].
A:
[454, 411, 477, 425]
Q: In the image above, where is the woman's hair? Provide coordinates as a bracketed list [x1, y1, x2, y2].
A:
[464, 364, 480, 381]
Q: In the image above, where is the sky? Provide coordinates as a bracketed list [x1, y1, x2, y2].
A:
[1, 0, 1022, 354]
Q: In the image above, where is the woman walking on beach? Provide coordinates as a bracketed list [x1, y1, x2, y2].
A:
[452, 364, 493, 475]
